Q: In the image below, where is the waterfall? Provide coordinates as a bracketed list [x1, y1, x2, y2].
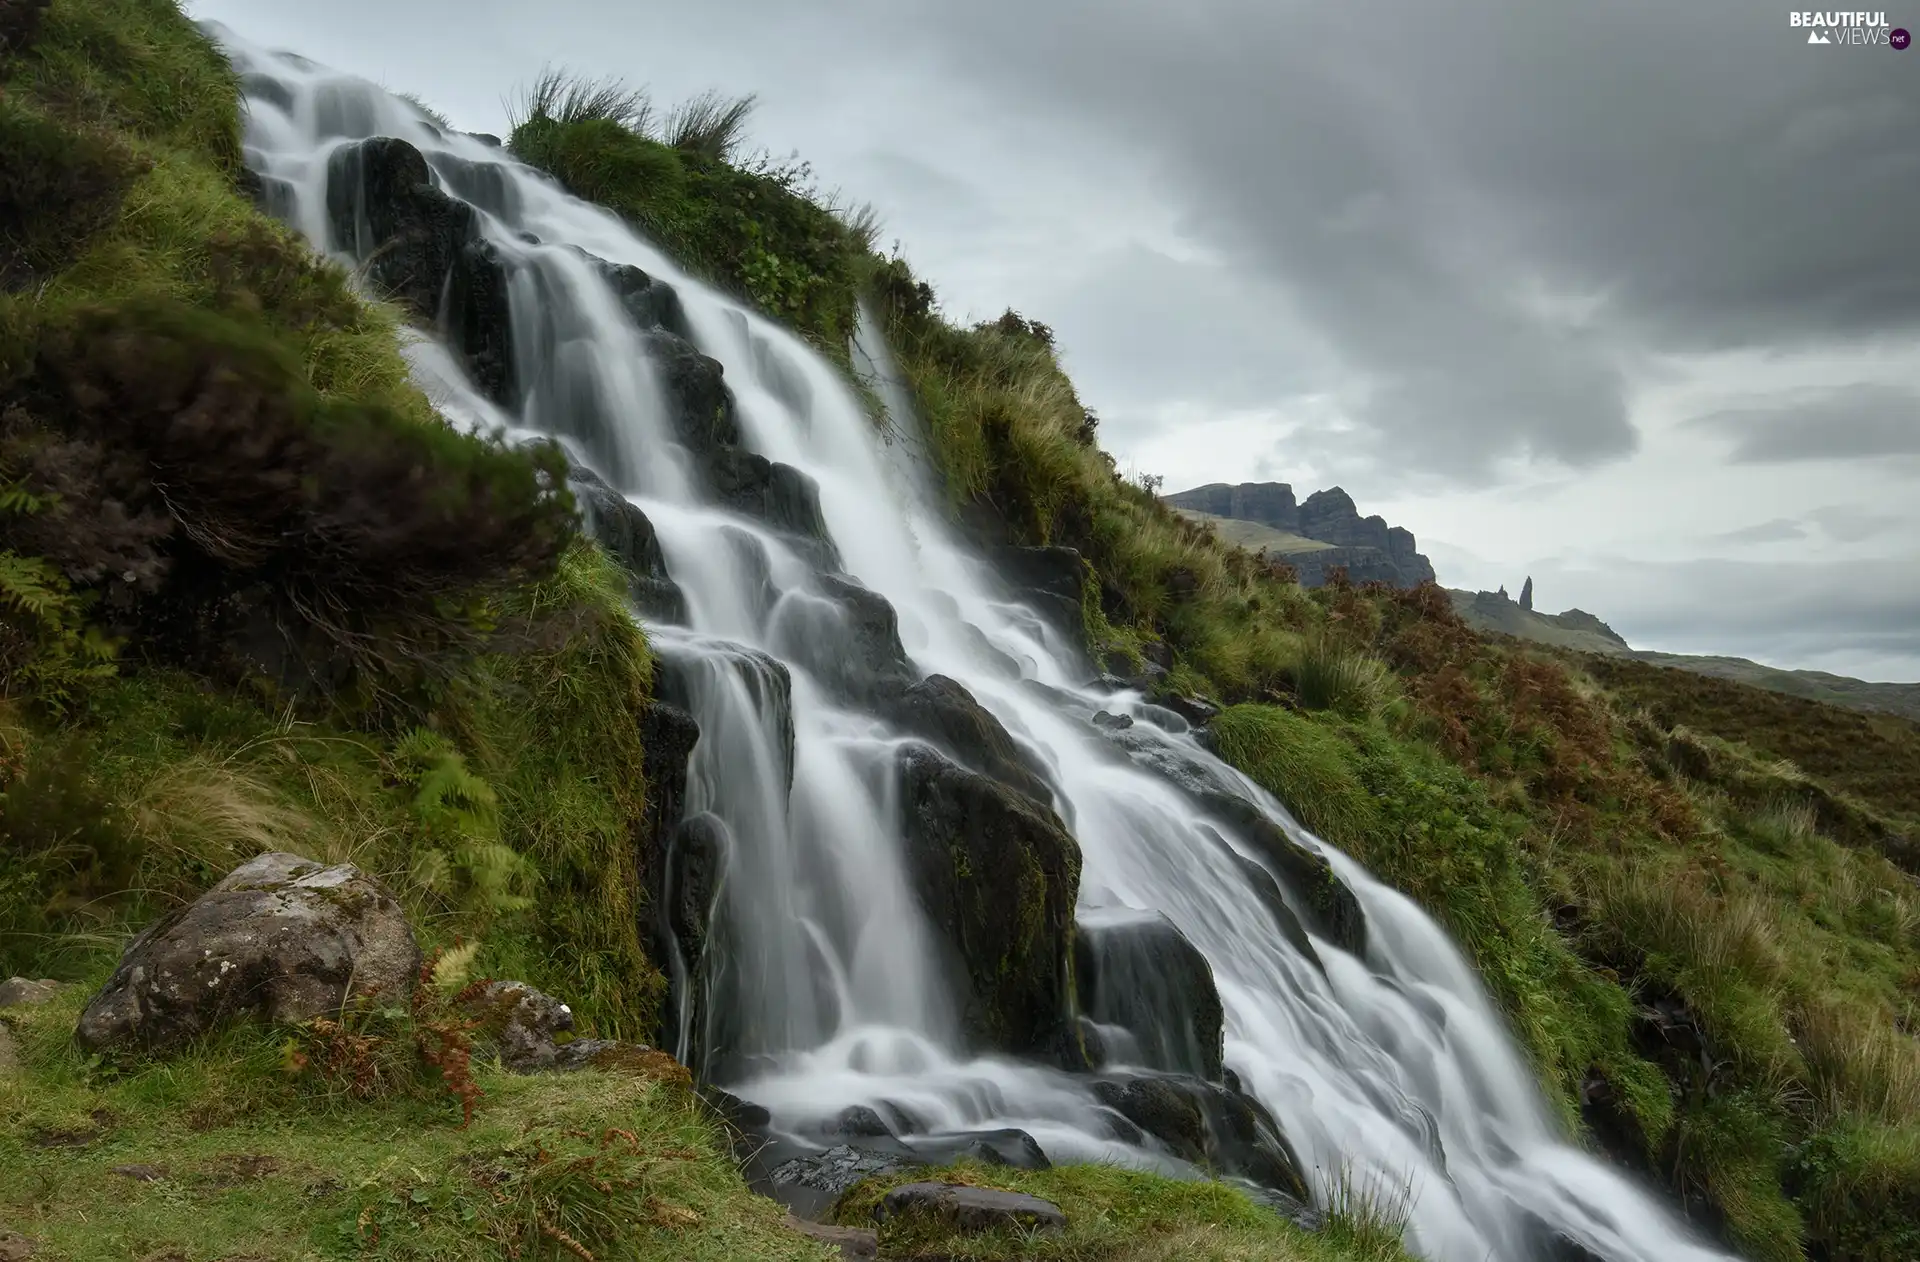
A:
[217, 29, 1736, 1262]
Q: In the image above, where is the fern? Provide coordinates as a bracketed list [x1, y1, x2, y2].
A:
[0, 551, 118, 711]
[391, 729, 534, 918]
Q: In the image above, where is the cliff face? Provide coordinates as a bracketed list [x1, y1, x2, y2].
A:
[1164, 482, 1436, 589]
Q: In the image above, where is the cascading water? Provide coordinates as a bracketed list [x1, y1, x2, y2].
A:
[219, 29, 1738, 1262]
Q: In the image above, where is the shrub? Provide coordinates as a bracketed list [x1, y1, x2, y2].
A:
[0, 95, 142, 289]
[0, 299, 577, 703]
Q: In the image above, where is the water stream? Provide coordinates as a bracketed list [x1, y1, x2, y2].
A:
[218, 30, 1735, 1262]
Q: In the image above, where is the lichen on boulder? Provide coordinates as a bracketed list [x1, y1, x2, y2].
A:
[75, 852, 421, 1055]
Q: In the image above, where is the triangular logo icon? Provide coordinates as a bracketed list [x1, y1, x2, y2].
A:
[1808, 29, 1831, 42]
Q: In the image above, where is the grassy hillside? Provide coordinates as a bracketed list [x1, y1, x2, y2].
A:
[507, 78, 1920, 1262]
[5, 5, 1917, 1260]
[1447, 590, 1920, 724]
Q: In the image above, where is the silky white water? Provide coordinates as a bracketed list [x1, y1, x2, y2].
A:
[218, 29, 1737, 1262]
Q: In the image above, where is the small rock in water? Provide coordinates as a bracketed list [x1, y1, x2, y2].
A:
[1092, 710, 1134, 730]
[873, 1182, 1067, 1234]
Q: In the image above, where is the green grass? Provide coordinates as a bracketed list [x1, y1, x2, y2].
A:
[832, 1161, 1413, 1262]
[0, 979, 835, 1262]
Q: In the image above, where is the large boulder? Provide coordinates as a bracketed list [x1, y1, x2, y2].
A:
[706, 445, 835, 552]
[325, 137, 515, 406]
[75, 853, 421, 1054]
[1075, 909, 1223, 1081]
[880, 674, 1053, 808]
[771, 574, 914, 704]
[896, 745, 1082, 1062]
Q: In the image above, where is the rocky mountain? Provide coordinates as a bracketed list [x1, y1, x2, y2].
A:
[1164, 482, 1437, 589]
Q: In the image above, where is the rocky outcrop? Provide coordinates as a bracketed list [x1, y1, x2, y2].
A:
[1075, 910, 1223, 1081]
[75, 853, 421, 1054]
[325, 137, 515, 406]
[880, 674, 1053, 808]
[1163, 481, 1436, 589]
[895, 745, 1082, 1062]
[1165, 482, 1299, 531]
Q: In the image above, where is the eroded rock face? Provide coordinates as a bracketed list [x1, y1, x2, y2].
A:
[995, 546, 1088, 646]
[325, 137, 515, 406]
[75, 853, 421, 1054]
[880, 674, 1053, 808]
[1075, 910, 1223, 1081]
[566, 464, 686, 622]
[896, 745, 1082, 1062]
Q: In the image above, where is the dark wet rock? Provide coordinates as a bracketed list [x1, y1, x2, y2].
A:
[700, 1085, 773, 1133]
[1076, 910, 1223, 1081]
[1203, 796, 1366, 956]
[995, 545, 1088, 645]
[1135, 702, 1191, 734]
[1579, 1065, 1655, 1176]
[873, 1182, 1067, 1234]
[879, 674, 1052, 807]
[565, 464, 686, 622]
[828, 1105, 894, 1140]
[424, 151, 518, 220]
[896, 745, 1082, 1062]
[1223, 844, 1324, 974]
[1525, 1218, 1610, 1262]
[467, 131, 502, 148]
[1093, 1076, 1208, 1163]
[75, 853, 420, 1055]
[1150, 691, 1220, 728]
[911, 1127, 1051, 1171]
[647, 332, 739, 454]
[324, 137, 515, 406]
[784, 1213, 878, 1259]
[639, 700, 701, 854]
[770, 1145, 923, 1218]
[1094, 1072, 1310, 1203]
[706, 446, 836, 556]
[1092, 709, 1134, 731]
[597, 259, 692, 340]
[780, 574, 914, 702]
[239, 71, 295, 115]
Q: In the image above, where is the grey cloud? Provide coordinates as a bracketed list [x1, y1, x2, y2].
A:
[1533, 555, 1920, 680]
[866, 0, 1919, 479]
[1687, 383, 1920, 463]
[1711, 518, 1807, 545]
[1811, 504, 1909, 542]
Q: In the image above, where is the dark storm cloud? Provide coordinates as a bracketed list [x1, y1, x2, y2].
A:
[1686, 383, 1920, 462]
[862, 0, 1920, 477]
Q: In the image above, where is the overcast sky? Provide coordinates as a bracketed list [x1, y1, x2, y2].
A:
[191, 0, 1920, 681]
